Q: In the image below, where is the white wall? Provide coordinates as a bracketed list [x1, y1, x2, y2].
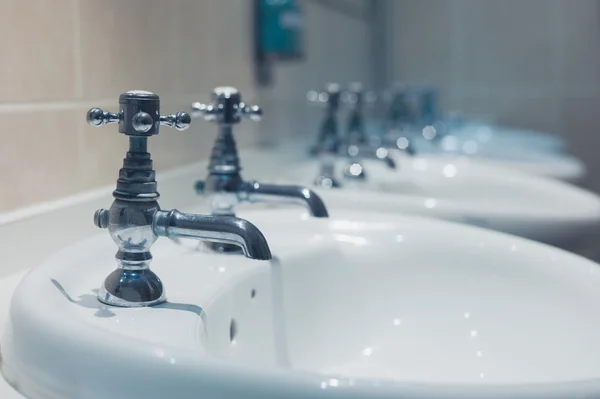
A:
[389, 0, 600, 191]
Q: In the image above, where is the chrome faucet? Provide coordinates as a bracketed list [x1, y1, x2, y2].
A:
[382, 84, 437, 150]
[307, 83, 344, 188]
[341, 82, 398, 179]
[191, 87, 328, 253]
[307, 83, 399, 187]
[87, 90, 272, 308]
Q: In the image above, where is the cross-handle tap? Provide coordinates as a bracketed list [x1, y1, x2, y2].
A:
[340, 82, 397, 171]
[307, 82, 342, 154]
[87, 90, 272, 308]
[306, 83, 344, 187]
[191, 86, 329, 226]
[374, 83, 419, 155]
[341, 82, 377, 145]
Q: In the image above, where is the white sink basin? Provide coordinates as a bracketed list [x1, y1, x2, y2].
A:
[4, 208, 600, 398]
[280, 155, 600, 255]
[389, 132, 585, 183]
[450, 123, 568, 154]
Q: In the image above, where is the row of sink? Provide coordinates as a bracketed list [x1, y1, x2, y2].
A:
[1, 86, 600, 399]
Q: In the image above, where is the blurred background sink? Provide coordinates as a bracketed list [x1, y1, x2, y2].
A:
[273, 154, 600, 256]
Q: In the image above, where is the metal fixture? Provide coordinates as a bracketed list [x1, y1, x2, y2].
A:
[191, 86, 328, 253]
[307, 82, 344, 188]
[341, 82, 398, 180]
[87, 90, 272, 308]
[307, 83, 399, 187]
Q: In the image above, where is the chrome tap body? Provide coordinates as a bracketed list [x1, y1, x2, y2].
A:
[191, 87, 327, 254]
[341, 82, 398, 179]
[192, 86, 328, 219]
[307, 83, 344, 188]
[87, 90, 271, 308]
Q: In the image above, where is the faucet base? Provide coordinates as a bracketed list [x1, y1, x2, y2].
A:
[201, 241, 244, 255]
[97, 268, 166, 307]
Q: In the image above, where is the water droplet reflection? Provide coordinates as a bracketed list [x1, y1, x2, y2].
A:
[442, 164, 457, 178]
[349, 163, 363, 176]
[424, 198, 437, 209]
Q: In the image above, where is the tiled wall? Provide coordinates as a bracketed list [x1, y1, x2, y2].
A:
[259, 0, 374, 146]
[389, 0, 600, 191]
[0, 0, 373, 213]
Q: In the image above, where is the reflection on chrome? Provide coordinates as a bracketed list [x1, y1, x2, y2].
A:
[396, 136, 410, 150]
[422, 125, 437, 140]
[376, 147, 388, 159]
[348, 163, 363, 176]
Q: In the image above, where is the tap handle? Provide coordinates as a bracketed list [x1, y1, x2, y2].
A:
[307, 82, 341, 110]
[342, 82, 377, 109]
[87, 90, 191, 136]
[159, 112, 191, 131]
[191, 86, 261, 125]
[87, 108, 122, 127]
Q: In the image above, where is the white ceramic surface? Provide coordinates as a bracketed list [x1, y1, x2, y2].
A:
[279, 155, 600, 256]
[4, 209, 600, 399]
[452, 124, 567, 153]
[379, 125, 584, 182]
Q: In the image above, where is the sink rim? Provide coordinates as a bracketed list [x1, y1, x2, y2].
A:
[283, 156, 599, 222]
[4, 209, 600, 398]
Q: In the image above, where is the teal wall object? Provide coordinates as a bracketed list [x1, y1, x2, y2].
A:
[256, 0, 304, 60]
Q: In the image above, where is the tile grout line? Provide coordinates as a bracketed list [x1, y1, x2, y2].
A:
[0, 94, 218, 113]
[72, 0, 83, 99]
[72, 0, 86, 191]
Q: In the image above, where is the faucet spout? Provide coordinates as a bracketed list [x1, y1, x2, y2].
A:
[242, 181, 329, 218]
[153, 209, 272, 260]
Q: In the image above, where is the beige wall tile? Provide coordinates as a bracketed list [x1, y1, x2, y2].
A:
[0, 0, 76, 102]
[178, 1, 218, 96]
[78, 0, 183, 99]
[0, 109, 80, 212]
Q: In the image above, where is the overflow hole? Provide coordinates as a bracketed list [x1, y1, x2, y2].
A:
[230, 319, 238, 342]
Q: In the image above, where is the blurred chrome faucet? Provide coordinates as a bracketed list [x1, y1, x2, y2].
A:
[341, 82, 398, 179]
[307, 83, 344, 187]
[307, 82, 398, 188]
[87, 90, 272, 308]
[191, 87, 328, 251]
